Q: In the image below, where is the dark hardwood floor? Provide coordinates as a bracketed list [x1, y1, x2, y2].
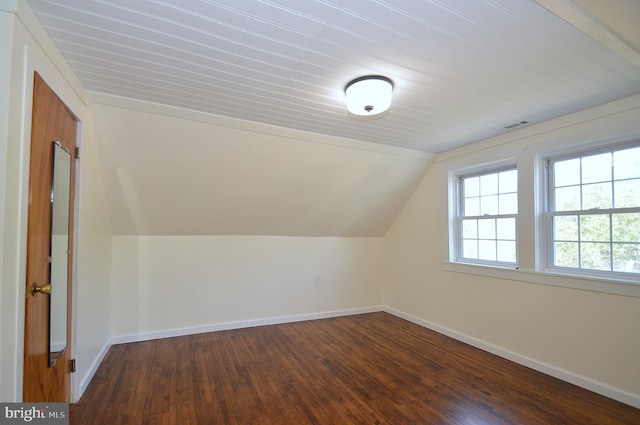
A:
[71, 312, 640, 424]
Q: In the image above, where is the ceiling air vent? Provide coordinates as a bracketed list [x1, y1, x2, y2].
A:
[504, 120, 529, 130]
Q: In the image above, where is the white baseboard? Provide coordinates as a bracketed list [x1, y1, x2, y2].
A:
[383, 306, 640, 409]
[77, 307, 379, 400]
[110, 306, 383, 345]
[76, 339, 112, 402]
[76, 306, 381, 399]
[76, 305, 640, 410]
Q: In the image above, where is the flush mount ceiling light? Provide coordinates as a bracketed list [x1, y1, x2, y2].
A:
[345, 75, 393, 116]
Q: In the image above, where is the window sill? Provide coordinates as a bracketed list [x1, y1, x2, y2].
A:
[442, 262, 640, 298]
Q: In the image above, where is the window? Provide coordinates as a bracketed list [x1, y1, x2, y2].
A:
[546, 144, 640, 275]
[457, 168, 518, 267]
[446, 131, 640, 296]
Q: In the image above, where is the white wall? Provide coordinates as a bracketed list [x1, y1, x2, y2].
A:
[0, 1, 17, 402]
[89, 96, 433, 238]
[0, 2, 112, 401]
[73, 112, 113, 398]
[111, 235, 383, 339]
[384, 94, 640, 407]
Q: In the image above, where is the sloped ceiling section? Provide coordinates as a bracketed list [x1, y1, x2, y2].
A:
[26, 0, 640, 153]
[25, 0, 640, 238]
[90, 98, 433, 236]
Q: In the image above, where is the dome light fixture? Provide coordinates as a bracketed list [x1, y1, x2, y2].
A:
[345, 75, 393, 116]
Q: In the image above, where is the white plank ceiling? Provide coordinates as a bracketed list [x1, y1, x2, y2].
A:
[25, 0, 640, 153]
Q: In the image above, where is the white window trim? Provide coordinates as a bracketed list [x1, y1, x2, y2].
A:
[446, 157, 518, 265]
[442, 261, 640, 298]
[454, 166, 519, 267]
[543, 142, 640, 276]
[444, 136, 640, 299]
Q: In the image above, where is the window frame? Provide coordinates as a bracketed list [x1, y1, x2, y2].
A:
[453, 165, 519, 269]
[543, 142, 640, 279]
[444, 136, 640, 299]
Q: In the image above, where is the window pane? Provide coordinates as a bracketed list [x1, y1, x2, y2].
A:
[580, 242, 611, 271]
[462, 219, 478, 238]
[478, 240, 496, 261]
[554, 186, 580, 211]
[582, 152, 611, 184]
[497, 241, 516, 262]
[464, 176, 480, 197]
[499, 193, 517, 214]
[554, 215, 578, 241]
[478, 219, 495, 239]
[496, 218, 515, 240]
[613, 244, 640, 273]
[463, 239, 478, 259]
[580, 214, 610, 242]
[480, 195, 498, 215]
[613, 147, 640, 180]
[480, 173, 498, 196]
[614, 179, 640, 208]
[582, 182, 612, 209]
[499, 169, 518, 193]
[464, 197, 480, 216]
[554, 158, 580, 187]
[554, 242, 579, 268]
[612, 213, 640, 242]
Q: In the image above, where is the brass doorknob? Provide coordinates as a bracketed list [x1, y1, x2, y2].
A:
[32, 283, 52, 296]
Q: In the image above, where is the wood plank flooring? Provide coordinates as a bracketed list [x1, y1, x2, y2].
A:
[71, 312, 640, 424]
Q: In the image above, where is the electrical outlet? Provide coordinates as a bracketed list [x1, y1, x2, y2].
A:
[314, 275, 321, 285]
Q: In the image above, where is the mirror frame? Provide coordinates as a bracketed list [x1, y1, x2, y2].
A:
[48, 141, 71, 366]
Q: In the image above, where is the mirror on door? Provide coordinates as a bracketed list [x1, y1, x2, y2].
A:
[49, 141, 71, 366]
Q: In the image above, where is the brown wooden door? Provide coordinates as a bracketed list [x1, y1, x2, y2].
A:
[23, 73, 77, 402]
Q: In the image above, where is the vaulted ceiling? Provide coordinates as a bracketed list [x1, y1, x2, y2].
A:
[19, 0, 640, 237]
[88, 99, 432, 236]
[25, 0, 640, 154]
